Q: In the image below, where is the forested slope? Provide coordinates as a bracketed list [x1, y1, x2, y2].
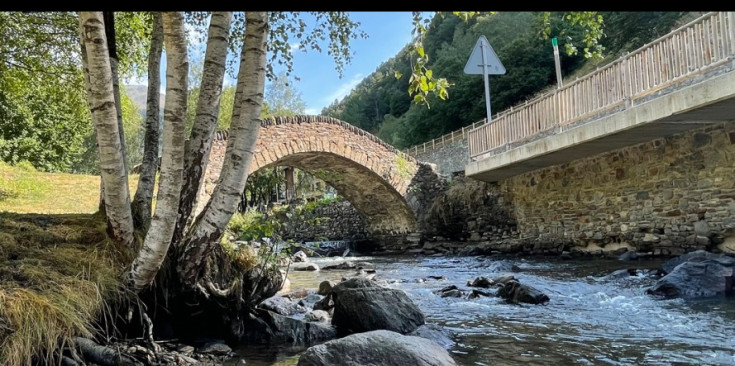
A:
[322, 12, 691, 149]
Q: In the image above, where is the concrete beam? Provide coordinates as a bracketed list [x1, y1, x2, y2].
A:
[467, 69, 735, 182]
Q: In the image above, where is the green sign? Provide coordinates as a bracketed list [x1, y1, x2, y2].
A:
[552, 37, 558, 47]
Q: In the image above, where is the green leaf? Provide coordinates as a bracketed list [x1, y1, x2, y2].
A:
[394, 71, 403, 80]
[417, 46, 425, 58]
[420, 76, 429, 92]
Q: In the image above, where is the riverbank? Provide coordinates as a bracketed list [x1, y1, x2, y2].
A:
[0, 212, 129, 365]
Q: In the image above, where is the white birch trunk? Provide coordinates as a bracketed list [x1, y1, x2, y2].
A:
[129, 11, 188, 290]
[132, 12, 164, 229]
[177, 12, 268, 284]
[79, 12, 134, 247]
[173, 11, 232, 246]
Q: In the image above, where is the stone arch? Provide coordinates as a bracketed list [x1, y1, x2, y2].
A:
[203, 115, 436, 235]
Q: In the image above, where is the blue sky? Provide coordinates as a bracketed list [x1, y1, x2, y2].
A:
[280, 12, 417, 114]
[131, 12, 418, 115]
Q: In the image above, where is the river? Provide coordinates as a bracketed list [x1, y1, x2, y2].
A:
[229, 254, 735, 365]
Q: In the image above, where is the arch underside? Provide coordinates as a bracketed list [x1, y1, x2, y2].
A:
[258, 152, 416, 235]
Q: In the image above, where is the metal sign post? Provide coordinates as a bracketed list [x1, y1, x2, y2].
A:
[464, 35, 506, 124]
[552, 37, 563, 88]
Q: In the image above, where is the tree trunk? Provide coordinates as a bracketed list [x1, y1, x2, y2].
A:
[172, 11, 232, 248]
[190, 16, 252, 222]
[129, 12, 188, 290]
[177, 11, 268, 285]
[132, 12, 163, 230]
[80, 33, 107, 213]
[103, 11, 128, 172]
[79, 12, 134, 246]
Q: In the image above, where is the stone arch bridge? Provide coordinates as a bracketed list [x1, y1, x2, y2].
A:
[203, 115, 443, 237]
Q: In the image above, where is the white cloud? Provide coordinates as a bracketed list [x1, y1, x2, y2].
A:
[322, 73, 363, 106]
[304, 108, 319, 115]
[289, 42, 304, 53]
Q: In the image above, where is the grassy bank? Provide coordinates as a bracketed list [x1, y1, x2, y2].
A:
[0, 163, 136, 365]
[0, 162, 139, 214]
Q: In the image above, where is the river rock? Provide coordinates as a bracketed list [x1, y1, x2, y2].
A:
[408, 324, 455, 349]
[304, 310, 330, 323]
[491, 274, 517, 286]
[296, 330, 456, 366]
[341, 269, 376, 281]
[467, 276, 494, 288]
[661, 250, 734, 274]
[441, 289, 464, 298]
[292, 262, 320, 271]
[293, 250, 309, 263]
[322, 260, 356, 270]
[647, 258, 734, 298]
[196, 340, 232, 356]
[331, 278, 425, 335]
[313, 294, 334, 312]
[245, 309, 337, 346]
[468, 289, 493, 299]
[497, 280, 550, 305]
[318, 280, 336, 296]
[322, 260, 374, 271]
[259, 295, 307, 316]
[601, 269, 635, 281]
[618, 251, 638, 261]
[298, 293, 325, 309]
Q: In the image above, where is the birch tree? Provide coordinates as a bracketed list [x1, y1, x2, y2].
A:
[177, 11, 268, 285]
[78, 11, 134, 247]
[131, 12, 163, 229]
[173, 11, 232, 247]
[129, 12, 188, 290]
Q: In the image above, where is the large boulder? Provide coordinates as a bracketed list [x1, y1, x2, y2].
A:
[296, 330, 456, 366]
[647, 258, 734, 298]
[661, 250, 734, 274]
[244, 309, 337, 346]
[317, 280, 337, 296]
[497, 280, 550, 305]
[258, 295, 307, 316]
[331, 278, 425, 335]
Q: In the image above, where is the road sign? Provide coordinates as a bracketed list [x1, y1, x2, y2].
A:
[464, 35, 506, 75]
[464, 35, 505, 124]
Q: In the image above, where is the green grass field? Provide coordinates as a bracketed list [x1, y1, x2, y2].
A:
[0, 162, 139, 214]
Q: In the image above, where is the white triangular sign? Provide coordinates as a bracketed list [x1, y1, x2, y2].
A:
[464, 35, 506, 75]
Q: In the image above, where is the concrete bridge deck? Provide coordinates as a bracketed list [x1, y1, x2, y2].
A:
[465, 12, 735, 182]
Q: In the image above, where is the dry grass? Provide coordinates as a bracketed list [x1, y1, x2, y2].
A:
[0, 164, 137, 365]
[0, 162, 140, 214]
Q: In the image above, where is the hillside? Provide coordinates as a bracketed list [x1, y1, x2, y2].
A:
[124, 84, 165, 115]
[322, 12, 692, 149]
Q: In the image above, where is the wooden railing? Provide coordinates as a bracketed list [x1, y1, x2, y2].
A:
[404, 119, 486, 156]
[464, 12, 735, 159]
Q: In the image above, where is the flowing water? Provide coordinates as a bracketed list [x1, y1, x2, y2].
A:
[229, 254, 735, 366]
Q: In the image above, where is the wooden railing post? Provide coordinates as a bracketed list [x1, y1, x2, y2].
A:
[555, 90, 562, 133]
[621, 52, 632, 108]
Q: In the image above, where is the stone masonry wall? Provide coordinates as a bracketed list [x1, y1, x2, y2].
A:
[412, 137, 469, 176]
[501, 122, 735, 256]
[278, 200, 369, 242]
